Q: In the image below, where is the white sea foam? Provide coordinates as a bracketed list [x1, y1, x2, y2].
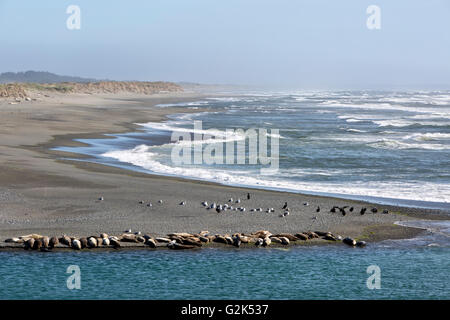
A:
[155, 101, 210, 108]
[345, 128, 367, 133]
[101, 145, 450, 203]
[369, 139, 450, 151]
[380, 94, 450, 106]
[321, 100, 450, 116]
[403, 132, 450, 141]
[373, 119, 450, 127]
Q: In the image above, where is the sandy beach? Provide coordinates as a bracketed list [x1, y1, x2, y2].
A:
[0, 91, 448, 247]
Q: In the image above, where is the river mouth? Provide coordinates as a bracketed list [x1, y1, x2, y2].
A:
[1, 242, 448, 300]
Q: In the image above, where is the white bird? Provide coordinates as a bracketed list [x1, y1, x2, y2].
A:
[229, 198, 233, 202]
[236, 199, 241, 203]
[158, 200, 163, 204]
[180, 201, 186, 205]
[125, 229, 132, 233]
[98, 197, 104, 201]
[202, 201, 208, 207]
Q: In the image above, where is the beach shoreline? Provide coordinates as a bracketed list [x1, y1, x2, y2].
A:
[0, 92, 448, 249]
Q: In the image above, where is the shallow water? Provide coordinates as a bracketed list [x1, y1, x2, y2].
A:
[1, 224, 449, 300]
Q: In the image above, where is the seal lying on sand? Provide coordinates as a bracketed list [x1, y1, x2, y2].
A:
[72, 239, 82, 250]
[343, 237, 356, 246]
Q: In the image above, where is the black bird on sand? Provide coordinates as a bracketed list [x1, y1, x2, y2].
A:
[349, 207, 354, 212]
[371, 207, 378, 213]
[330, 206, 337, 213]
[360, 207, 367, 215]
[316, 206, 320, 213]
[216, 207, 221, 213]
[247, 193, 251, 200]
[282, 202, 288, 209]
[340, 208, 347, 216]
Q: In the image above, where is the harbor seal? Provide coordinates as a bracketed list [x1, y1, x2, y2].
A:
[323, 233, 337, 241]
[145, 238, 157, 248]
[262, 237, 271, 247]
[155, 237, 172, 243]
[305, 231, 319, 239]
[181, 238, 202, 247]
[168, 242, 195, 250]
[42, 236, 49, 248]
[120, 234, 139, 243]
[59, 235, 72, 247]
[79, 237, 88, 249]
[272, 233, 298, 241]
[213, 235, 228, 245]
[109, 238, 121, 249]
[270, 237, 282, 244]
[343, 237, 356, 246]
[255, 238, 264, 247]
[232, 236, 241, 248]
[72, 239, 82, 250]
[49, 237, 59, 249]
[24, 238, 35, 250]
[102, 237, 110, 246]
[33, 239, 43, 251]
[87, 237, 97, 248]
[356, 241, 367, 247]
[294, 233, 309, 241]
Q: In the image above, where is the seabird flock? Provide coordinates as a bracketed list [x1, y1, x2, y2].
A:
[128, 192, 389, 218]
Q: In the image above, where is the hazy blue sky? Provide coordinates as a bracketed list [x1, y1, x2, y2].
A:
[1, 0, 449, 89]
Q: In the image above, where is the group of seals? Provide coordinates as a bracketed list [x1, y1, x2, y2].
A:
[4, 228, 368, 251]
[5, 234, 60, 251]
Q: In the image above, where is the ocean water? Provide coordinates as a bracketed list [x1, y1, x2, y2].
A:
[0, 221, 449, 300]
[55, 90, 450, 209]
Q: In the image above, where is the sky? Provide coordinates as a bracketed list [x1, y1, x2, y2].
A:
[0, 0, 450, 89]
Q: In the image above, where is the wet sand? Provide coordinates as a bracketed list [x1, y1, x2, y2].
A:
[0, 92, 448, 247]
